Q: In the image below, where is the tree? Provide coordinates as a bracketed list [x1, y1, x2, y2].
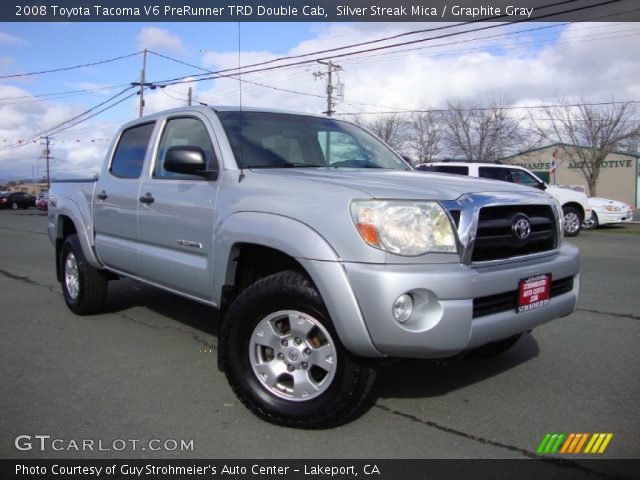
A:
[365, 114, 408, 154]
[530, 99, 640, 196]
[406, 111, 442, 164]
[442, 99, 531, 161]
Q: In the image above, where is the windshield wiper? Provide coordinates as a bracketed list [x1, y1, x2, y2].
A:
[248, 163, 323, 169]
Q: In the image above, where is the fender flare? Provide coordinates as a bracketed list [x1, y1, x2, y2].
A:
[214, 211, 382, 358]
[54, 198, 102, 270]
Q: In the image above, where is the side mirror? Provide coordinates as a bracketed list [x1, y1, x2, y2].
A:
[537, 181, 547, 191]
[164, 146, 218, 180]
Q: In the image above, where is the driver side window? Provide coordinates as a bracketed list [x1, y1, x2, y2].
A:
[154, 117, 215, 179]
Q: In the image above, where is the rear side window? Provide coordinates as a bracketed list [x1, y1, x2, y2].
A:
[420, 165, 469, 175]
[110, 123, 155, 179]
[479, 167, 511, 182]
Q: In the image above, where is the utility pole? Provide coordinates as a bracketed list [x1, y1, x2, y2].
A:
[188, 87, 192, 106]
[139, 49, 147, 117]
[40, 136, 53, 190]
[314, 60, 342, 117]
[131, 49, 155, 117]
[131, 49, 158, 116]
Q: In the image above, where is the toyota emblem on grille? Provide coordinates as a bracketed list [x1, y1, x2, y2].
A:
[512, 215, 531, 240]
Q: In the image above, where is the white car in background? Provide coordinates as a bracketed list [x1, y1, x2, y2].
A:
[415, 162, 592, 237]
[583, 197, 634, 229]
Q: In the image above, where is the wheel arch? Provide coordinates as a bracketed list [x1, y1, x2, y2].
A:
[214, 212, 382, 368]
[53, 205, 102, 280]
[562, 201, 585, 221]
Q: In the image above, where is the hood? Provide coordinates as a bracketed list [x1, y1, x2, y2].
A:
[251, 168, 533, 201]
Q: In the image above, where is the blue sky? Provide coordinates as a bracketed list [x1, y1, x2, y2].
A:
[0, 22, 320, 121]
[0, 21, 637, 181]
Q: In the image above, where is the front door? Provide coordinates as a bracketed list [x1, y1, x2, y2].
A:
[136, 115, 220, 301]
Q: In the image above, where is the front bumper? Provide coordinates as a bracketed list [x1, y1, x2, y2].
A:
[342, 244, 579, 358]
[595, 209, 633, 225]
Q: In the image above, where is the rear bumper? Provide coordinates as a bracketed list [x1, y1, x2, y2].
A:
[342, 243, 579, 358]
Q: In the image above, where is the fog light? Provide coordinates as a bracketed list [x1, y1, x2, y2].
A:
[393, 294, 413, 323]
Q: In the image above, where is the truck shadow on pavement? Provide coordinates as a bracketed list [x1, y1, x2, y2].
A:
[104, 278, 220, 337]
[372, 334, 539, 399]
[101, 278, 540, 410]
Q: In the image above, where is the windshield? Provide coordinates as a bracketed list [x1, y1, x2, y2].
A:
[217, 111, 410, 170]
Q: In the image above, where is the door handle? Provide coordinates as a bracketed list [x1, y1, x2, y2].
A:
[96, 190, 108, 200]
[139, 193, 155, 204]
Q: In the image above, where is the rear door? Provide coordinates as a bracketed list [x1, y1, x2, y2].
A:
[136, 114, 220, 301]
[94, 122, 156, 275]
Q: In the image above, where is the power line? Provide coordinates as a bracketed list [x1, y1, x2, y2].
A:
[333, 100, 640, 117]
[0, 86, 135, 153]
[153, 0, 618, 89]
[341, 21, 639, 66]
[0, 83, 133, 104]
[149, 51, 325, 101]
[157, 0, 584, 86]
[0, 51, 142, 80]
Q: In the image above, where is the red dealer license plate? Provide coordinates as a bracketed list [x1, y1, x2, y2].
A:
[517, 274, 551, 313]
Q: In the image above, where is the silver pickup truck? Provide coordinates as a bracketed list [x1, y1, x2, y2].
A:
[48, 106, 580, 428]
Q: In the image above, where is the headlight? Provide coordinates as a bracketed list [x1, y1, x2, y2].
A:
[605, 205, 622, 212]
[350, 200, 457, 256]
[549, 197, 564, 237]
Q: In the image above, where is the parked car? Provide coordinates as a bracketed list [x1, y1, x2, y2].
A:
[48, 106, 579, 427]
[583, 197, 634, 229]
[415, 162, 591, 237]
[0, 191, 36, 209]
[36, 192, 49, 211]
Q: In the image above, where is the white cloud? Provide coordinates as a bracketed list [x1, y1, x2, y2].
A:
[0, 31, 25, 46]
[2, 22, 638, 181]
[136, 27, 187, 56]
[143, 22, 638, 117]
[0, 85, 115, 182]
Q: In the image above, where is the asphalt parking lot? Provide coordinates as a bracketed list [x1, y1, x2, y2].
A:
[1, 210, 638, 460]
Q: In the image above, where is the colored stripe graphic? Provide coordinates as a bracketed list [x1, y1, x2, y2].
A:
[540, 433, 613, 454]
[584, 434, 614, 454]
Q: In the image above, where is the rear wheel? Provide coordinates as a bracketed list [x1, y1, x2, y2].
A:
[220, 271, 375, 428]
[11, 202, 18, 210]
[563, 207, 582, 237]
[60, 234, 108, 315]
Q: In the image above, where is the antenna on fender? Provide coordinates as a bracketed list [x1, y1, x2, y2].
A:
[238, 21, 245, 183]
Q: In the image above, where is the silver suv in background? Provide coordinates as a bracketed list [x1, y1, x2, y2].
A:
[416, 162, 591, 237]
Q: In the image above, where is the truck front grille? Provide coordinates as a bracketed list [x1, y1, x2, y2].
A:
[471, 205, 557, 262]
[472, 276, 574, 318]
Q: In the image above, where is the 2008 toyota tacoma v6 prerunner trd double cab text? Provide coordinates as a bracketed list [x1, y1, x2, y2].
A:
[48, 106, 580, 428]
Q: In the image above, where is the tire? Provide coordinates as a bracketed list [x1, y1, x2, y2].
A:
[220, 271, 376, 428]
[60, 234, 108, 315]
[562, 206, 582, 237]
[11, 202, 18, 210]
[466, 333, 523, 359]
[582, 211, 599, 230]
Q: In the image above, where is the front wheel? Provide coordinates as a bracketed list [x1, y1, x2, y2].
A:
[582, 211, 599, 230]
[11, 202, 18, 210]
[220, 271, 375, 428]
[60, 234, 108, 315]
[563, 206, 582, 237]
